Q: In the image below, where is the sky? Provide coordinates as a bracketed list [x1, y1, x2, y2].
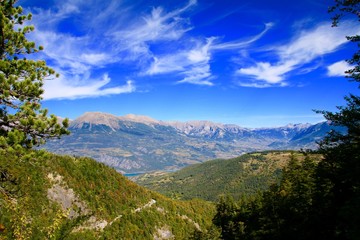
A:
[18, 0, 359, 128]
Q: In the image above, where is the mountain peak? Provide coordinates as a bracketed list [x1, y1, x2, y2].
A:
[71, 112, 121, 130]
[70, 112, 162, 130]
[120, 114, 160, 125]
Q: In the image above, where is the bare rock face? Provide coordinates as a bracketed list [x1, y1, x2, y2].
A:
[70, 112, 122, 130]
[47, 173, 90, 219]
[70, 112, 162, 131]
[153, 226, 174, 240]
[120, 114, 160, 125]
[47, 172, 117, 232]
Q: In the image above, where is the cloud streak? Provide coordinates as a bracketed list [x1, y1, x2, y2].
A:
[146, 37, 215, 85]
[236, 21, 360, 87]
[24, 0, 356, 99]
[210, 22, 274, 51]
[26, 0, 275, 95]
[28, 0, 201, 98]
[146, 23, 273, 86]
[43, 74, 135, 100]
[327, 61, 351, 77]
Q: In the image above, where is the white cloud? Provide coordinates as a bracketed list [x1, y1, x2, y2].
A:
[29, 30, 115, 75]
[146, 38, 214, 85]
[43, 74, 135, 100]
[80, 53, 112, 65]
[238, 61, 295, 84]
[327, 61, 351, 76]
[28, 0, 346, 95]
[211, 22, 274, 51]
[26, 0, 201, 99]
[177, 63, 214, 86]
[146, 55, 186, 75]
[237, 21, 360, 87]
[188, 39, 213, 62]
[146, 23, 272, 86]
[278, 24, 349, 62]
[28, 0, 274, 91]
[110, 0, 196, 58]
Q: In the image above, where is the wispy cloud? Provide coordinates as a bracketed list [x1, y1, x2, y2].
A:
[27, 0, 272, 92]
[177, 63, 215, 86]
[236, 21, 360, 87]
[28, 0, 198, 98]
[25, 0, 353, 98]
[31, 30, 115, 74]
[43, 74, 135, 100]
[210, 22, 274, 50]
[146, 37, 215, 85]
[110, 0, 196, 58]
[146, 23, 273, 86]
[327, 61, 351, 77]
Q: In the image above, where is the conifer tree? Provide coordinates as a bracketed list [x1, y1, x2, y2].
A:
[312, 0, 360, 239]
[212, 1, 360, 239]
[329, 0, 360, 83]
[0, 0, 69, 149]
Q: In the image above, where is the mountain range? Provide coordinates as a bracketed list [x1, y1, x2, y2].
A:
[44, 112, 344, 173]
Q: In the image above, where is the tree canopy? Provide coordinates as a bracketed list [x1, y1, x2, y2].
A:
[212, 1, 360, 239]
[0, 0, 69, 149]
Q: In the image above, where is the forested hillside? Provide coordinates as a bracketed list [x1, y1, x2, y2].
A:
[0, 150, 215, 239]
[134, 151, 323, 202]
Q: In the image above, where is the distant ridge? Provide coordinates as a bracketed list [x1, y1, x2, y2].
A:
[44, 112, 344, 173]
[69, 111, 314, 132]
[120, 114, 160, 125]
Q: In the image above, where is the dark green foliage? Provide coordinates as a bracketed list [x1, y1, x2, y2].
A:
[0, 0, 69, 149]
[212, 91, 360, 237]
[213, 195, 241, 239]
[311, 94, 360, 239]
[212, 133, 358, 239]
[212, 154, 319, 240]
[135, 151, 320, 202]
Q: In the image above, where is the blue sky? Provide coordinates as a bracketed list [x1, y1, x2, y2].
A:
[19, 0, 359, 127]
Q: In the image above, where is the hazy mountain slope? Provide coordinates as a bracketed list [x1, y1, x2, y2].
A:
[133, 151, 323, 202]
[44, 112, 341, 173]
[46, 115, 245, 173]
[0, 150, 215, 239]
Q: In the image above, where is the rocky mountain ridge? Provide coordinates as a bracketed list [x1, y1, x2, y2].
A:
[44, 112, 344, 173]
[69, 112, 315, 139]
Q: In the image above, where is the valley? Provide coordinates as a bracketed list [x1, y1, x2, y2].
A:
[44, 112, 343, 173]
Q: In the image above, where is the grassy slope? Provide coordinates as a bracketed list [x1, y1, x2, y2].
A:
[0, 149, 215, 239]
[134, 151, 323, 202]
